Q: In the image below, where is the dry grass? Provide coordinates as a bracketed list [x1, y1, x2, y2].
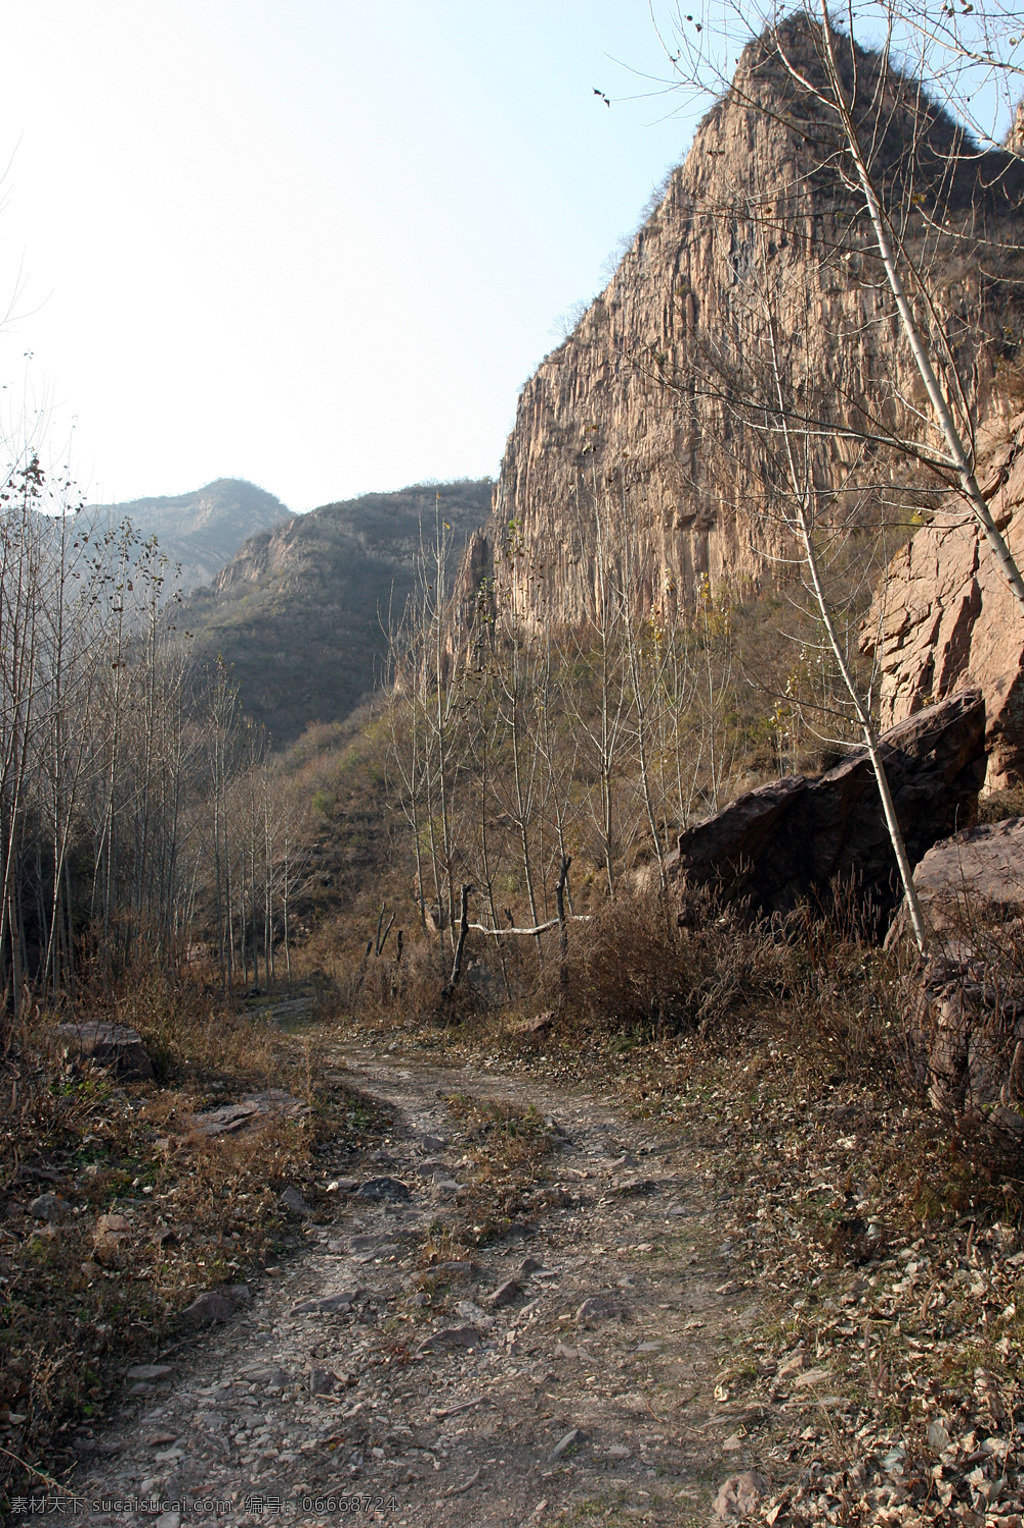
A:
[445, 1092, 553, 1180]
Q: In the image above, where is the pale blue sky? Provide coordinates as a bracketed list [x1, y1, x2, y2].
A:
[0, 0, 705, 511]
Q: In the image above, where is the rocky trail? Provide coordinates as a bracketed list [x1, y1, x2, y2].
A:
[70, 1043, 769, 1527]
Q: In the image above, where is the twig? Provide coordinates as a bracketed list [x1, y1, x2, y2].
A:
[0, 1443, 64, 1492]
[433, 1396, 485, 1419]
[445, 1466, 482, 1496]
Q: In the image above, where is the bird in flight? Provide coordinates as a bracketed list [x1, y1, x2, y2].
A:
[593, 87, 611, 107]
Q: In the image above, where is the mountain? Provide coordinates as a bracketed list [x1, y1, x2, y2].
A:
[85, 478, 293, 594]
[179, 480, 492, 744]
[458, 17, 1024, 639]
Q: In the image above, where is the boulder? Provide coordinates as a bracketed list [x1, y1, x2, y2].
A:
[55, 1021, 154, 1081]
[669, 691, 986, 923]
[904, 817, 1024, 940]
[901, 819, 1024, 1136]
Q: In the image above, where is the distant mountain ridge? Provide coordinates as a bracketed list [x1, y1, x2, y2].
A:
[179, 479, 492, 744]
[85, 478, 292, 594]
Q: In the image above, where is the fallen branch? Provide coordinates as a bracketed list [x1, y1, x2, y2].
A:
[467, 915, 591, 937]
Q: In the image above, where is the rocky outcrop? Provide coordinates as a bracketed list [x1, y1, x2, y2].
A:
[464, 18, 1024, 639]
[668, 691, 986, 921]
[861, 415, 1024, 789]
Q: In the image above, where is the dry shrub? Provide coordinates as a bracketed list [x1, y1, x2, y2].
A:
[562, 885, 788, 1039]
[342, 927, 508, 1033]
[76, 959, 284, 1087]
[978, 786, 1024, 824]
[445, 1093, 552, 1179]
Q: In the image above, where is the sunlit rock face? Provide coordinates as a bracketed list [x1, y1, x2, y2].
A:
[862, 413, 1024, 791]
[469, 18, 1022, 638]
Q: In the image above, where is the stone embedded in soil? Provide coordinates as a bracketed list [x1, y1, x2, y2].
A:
[713, 1471, 769, 1520]
[486, 1278, 522, 1309]
[245, 1365, 288, 1387]
[96, 1213, 131, 1234]
[576, 1296, 618, 1323]
[290, 1290, 357, 1314]
[455, 1299, 494, 1327]
[436, 1260, 483, 1283]
[613, 1177, 660, 1197]
[30, 1192, 71, 1221]
[415, 1159, 451, 1178]
[194, 1089, 307, 1138]
[307, 1366, 340, 1395]
[183, 1291, 236, 1321]
[356, 1176, 411, 1202]
[416, 1324, 484, 1353]
[549, 1428, 585, 1461]
[127, 1365, 174, 1381]
[279, 1185, 312, 1216]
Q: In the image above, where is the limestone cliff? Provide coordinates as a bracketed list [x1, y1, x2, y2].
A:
[469, 18, 1024, 638]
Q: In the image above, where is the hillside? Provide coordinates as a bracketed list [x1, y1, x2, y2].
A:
[85, 478, 292, 594]
[180, 479, 492, 743]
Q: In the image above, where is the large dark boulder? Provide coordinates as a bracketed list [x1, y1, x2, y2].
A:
[668, 690, 987, 922]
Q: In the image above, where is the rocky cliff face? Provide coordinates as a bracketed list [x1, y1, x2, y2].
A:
[862, 414, 1024, 789]
[85, 478, 292, 594]
[469, 19, 1023, 639]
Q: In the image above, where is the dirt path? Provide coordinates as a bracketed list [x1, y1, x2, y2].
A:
[71, 1044, 768, 1527]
